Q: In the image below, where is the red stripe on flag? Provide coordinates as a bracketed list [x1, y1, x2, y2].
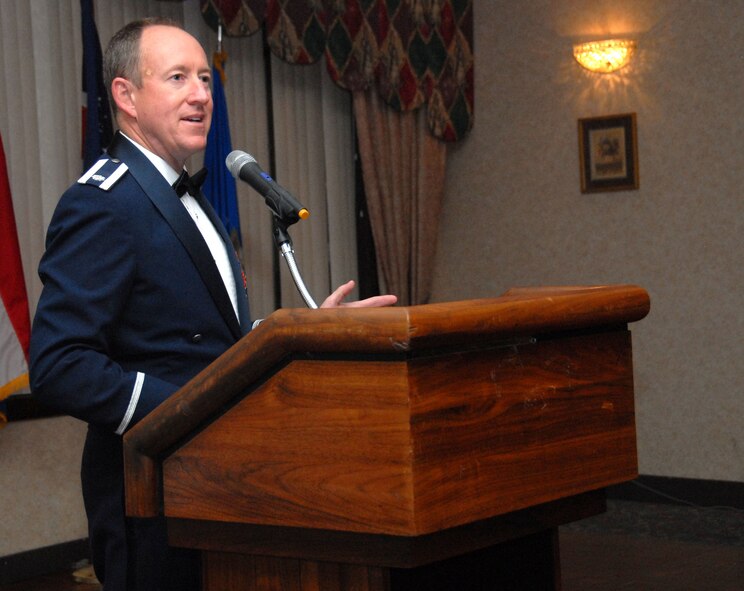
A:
[0, 133, 31, 361]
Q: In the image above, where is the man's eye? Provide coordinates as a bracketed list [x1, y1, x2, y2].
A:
[172, 73, 185, 81]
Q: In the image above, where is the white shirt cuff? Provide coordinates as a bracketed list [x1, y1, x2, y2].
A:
[115, 371, 145, 435]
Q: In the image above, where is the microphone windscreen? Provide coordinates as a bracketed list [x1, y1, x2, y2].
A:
[225, 151, 256, 178]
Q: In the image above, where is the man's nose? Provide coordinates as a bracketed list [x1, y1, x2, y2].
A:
[188, 78, 211, 103]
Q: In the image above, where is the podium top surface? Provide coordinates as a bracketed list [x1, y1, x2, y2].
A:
[257, 284, 649, 353]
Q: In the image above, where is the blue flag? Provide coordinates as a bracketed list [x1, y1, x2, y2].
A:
[203, 52, 242, 248]
[81, 0, 113, 171]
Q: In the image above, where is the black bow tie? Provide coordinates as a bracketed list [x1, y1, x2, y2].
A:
[173, 168, 208, 197]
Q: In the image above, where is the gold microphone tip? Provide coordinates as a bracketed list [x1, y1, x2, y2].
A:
[298, 208, 310, 220]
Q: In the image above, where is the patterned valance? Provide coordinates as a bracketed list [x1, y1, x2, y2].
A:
[199, 0, 473, 142]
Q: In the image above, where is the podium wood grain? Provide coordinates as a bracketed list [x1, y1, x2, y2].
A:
[161, 329, 635, 536]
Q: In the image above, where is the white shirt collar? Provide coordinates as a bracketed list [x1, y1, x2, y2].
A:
[119, 132, 182, 186]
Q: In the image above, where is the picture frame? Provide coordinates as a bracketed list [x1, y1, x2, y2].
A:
[578, 113, 639, 193]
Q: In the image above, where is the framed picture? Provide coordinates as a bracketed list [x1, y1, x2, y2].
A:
[578, 113, 638, 193]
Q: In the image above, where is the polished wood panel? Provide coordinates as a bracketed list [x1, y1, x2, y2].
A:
[164, 359, 415, 533]
[167, 491, 605, 569]
[161, 331, 635, 536]
[406, 329, 636, 533]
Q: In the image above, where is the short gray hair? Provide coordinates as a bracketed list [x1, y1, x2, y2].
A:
[103, 17, 182, 115]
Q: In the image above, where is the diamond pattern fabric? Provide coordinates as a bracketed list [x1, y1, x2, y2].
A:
[199, 0, 473, 141]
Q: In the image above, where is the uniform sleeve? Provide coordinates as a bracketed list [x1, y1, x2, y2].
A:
[29, 183, 178, 433]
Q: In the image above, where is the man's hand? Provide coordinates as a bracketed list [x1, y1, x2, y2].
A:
[320, 280, 398, 308]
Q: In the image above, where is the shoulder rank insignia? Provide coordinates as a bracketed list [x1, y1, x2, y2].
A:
[78, 158, 129, 191]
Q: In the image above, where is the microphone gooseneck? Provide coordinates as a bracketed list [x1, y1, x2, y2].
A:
[226, 150, 317, 309]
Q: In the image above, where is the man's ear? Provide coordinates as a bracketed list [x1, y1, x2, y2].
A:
[111, 77, 137, 119]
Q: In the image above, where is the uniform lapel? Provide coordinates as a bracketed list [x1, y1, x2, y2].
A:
[107, 133, 244, 340]
[193, 192, 252, 334]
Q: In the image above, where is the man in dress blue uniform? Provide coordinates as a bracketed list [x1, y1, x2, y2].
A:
[29, 17, 395, 591]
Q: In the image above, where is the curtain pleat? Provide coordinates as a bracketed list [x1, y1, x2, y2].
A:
[220, 33, 276, 319]
[353, 89, 446, 306]
[0, 0, 72, 311]
[320, 72, 357, 296]
[271, 56, 357, 309]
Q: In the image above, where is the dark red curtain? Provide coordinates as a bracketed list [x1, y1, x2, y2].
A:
[199, 0, 473, 142]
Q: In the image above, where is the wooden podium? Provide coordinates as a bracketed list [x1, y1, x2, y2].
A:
[123, 285, 649, 590]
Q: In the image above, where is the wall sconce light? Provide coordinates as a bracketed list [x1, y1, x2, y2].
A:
[573, 39, 636, 73]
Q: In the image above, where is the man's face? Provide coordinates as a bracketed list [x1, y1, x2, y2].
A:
[126, 25, 213, 170]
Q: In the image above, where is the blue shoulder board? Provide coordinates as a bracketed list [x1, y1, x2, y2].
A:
[77, 157, 129, 191]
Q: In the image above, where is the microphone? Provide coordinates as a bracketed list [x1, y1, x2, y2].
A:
[226, 150, 309, 223]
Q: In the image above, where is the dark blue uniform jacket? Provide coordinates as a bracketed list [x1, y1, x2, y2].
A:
[30, 131, 251, 590]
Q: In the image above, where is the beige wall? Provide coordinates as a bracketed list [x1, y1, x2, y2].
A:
[432, 1, 743, 480]
[0, 417, 88, 557]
